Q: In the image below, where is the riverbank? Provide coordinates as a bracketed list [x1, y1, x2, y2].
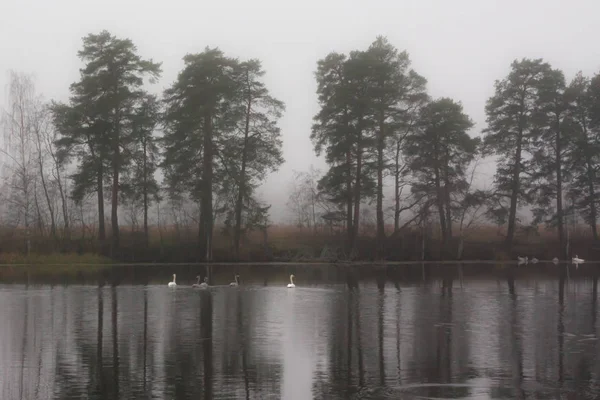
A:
[0, 258, 593, 268]
[0, 253, 113, 266]
[0, 223, 597, 264]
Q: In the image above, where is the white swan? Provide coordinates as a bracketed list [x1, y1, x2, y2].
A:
[192, 276, 208, 289]
[168, 274, 177, 287]
[192, 275, 201, 288]
[287, 274, 296, 288]
[517, 256, 528, 264]
[552, 257, 559, 264]
[530, 257, 539, 264]
[572, 255, 585, 263]
[230, 274, 240, 286]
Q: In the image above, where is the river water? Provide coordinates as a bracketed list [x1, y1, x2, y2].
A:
[0, 263, 598, 399]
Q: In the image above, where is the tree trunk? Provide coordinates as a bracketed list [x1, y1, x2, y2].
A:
[97, 164, 106, 242]
[36, 135, 56, 240]
[586, 155, 599, 241]
[555, 114, 566, 260]
[110, 94, 122, 254]
[311, 190, 316, 233]
[394, 140, 401, 232]
[48, 139, 69, 242]
[351, 122, 363, 258]
[200, 109, 214, 262]
[56, 168, 69, 241]
[433, 142, 447, 242]
[346, 147, 353, 253]
[234, 91, 251, 260]
[434, 167, 447, 242]
[143, 138, 149, 248]
[344, 104, 353, 254]
[111, 140, 120, 253]
[506, 130, 523, 253]
[443, 159, 453, 240]
[375, 110, 385, 259]
[579, 117, 599, 241]
[33, 179, 44, 236]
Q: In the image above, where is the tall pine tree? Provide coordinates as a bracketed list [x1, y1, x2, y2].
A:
[483, 58, 552, 253]
[230, 60, 284, 259]
[162, 48, 238, 260]
[53, 30, 161, 253]
[123, 93, 161, 247]
[529, 68, 571, 259]
[405, 98, 477, 246]
[567, 73, 600, 240]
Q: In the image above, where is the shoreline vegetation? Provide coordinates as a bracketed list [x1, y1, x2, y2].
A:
[0, 222, 597, 266]
[0, 253, 112, 265]
[0, 260, 593, 267]
[3, 32, 600, 264]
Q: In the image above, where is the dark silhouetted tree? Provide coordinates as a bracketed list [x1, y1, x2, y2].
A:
[567, 72, 600, 241]
[123, 94, 161, 247]
[53, 30, 161, 253]
[226, 59, 284, 259]
[529, 67, 571, 259]
[405, 98, 477, 246]
[162, 48, 238, 261]
[483, 58, 552, 252]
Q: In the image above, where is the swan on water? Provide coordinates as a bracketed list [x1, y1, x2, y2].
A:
[572, 255, 585, 263]
[168, 274, 177, 287]
[552, 257, 559, 264]
[517, 256, 528, 264]
[192, 275, 201, 288]
[230, 274, 240, 286]
[192, 276, 208, 289]
[530, 257, 539, 264]
[287, 274, 296, 288]
[199, 277, 208, 289]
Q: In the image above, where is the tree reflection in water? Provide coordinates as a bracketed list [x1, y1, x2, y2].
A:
[0, 263, 599, 399]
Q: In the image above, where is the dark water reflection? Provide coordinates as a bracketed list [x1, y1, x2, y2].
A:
[1, 263, 600, 399]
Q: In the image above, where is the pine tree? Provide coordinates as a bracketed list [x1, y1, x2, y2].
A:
[365, 36, 427, 259]
[387, 70, 428, 232]
[529, 67, 571, 258]
[162, 48, 238, 260]
[366, 37, 409, 259]
[312, 52, 354, 250]
[483, 58, 552, 252]
[227, 59, 284, 259]
[52, 92, 111, 243]
[53, 30, 161, 252]
[123, 93, 161, 247]
[311, 50, 375, 257]
[567, 73, 600, 240]
[404, 98, 477, 246]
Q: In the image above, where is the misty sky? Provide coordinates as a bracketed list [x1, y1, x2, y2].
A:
[2, 0, 599, 223]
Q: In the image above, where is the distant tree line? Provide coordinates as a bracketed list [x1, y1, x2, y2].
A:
[309, 38, 600, 260]
[2, 31, 283, 260]
[2, 31, 600, 261]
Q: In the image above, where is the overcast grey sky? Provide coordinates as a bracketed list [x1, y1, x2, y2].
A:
[2, 0, 599, 223]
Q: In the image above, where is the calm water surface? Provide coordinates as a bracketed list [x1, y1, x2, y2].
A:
[1, 263, 599, 399]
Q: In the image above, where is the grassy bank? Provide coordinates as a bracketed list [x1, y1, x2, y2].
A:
[0, 252, 113, 266]
[0, 223, 597, 263]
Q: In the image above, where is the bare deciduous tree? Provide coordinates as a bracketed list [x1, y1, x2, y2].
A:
[286, 166, 328, 231]
[455, 155, 490, 259]
[1, 71, 40, 251]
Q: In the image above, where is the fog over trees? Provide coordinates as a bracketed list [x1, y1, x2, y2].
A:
[2, 31, 600, 261]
